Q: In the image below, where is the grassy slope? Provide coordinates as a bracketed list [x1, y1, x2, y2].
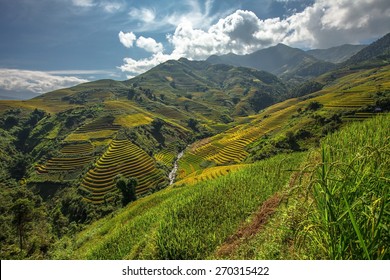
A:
[52, 152, 306, 259]
[177, 64, 390, 178]
[53, 113, 389, 260]
[223, 114, 389, 260]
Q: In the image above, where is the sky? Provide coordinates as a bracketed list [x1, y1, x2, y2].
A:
[0, 0, 389, 98]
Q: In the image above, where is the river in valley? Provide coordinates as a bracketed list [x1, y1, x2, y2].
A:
[168, 150, 184, 185]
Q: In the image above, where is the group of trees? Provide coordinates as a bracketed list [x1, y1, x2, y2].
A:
[115, 175, 137, 206]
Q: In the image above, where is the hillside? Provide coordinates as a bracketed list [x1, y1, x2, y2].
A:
[52, 114, 389, 260]
[343, 32, 390, 67]
[307, 44, 366, 63]
[0, 33, 390, 260]
[126, 58, 287, 116]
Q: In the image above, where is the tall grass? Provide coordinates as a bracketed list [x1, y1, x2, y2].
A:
[299, 114, 389, 259]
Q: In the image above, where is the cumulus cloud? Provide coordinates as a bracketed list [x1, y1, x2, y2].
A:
[119, 53, 176, 75]
[118, 32, 164, 53]
[0, 69, 89, 94]
[118, 31, 136, 48]
[119, 0, 390, 76]
[136, 36, 164, 53]
[283, 0, 390, 48]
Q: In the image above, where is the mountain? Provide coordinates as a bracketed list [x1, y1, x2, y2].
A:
[125, 58, 288, 116]
[343, 32, 390, 66]
[207, 43, 335, 83]
[306, 44, 367, 63]
[49, 63, 390, 260]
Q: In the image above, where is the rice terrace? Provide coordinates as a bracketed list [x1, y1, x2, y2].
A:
[0, 0, 389, 261]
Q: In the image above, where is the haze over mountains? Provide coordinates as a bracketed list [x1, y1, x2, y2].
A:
[0, 43, 370, 100]
[307, 44, 366, 63]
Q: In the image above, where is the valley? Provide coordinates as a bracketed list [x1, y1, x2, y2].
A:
[0, 33, 389, 260]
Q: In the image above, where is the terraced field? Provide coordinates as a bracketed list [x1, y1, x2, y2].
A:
[35, 142, 94, 175]
[176, 152, 204, 180]
[60, 142, 94, 155]
[80, 139, 166, 204]
[65, 116, 121, 141]
[75, 116, 121, 134]
[114, 114, 152, 128]
[177, 67, 390, 172]
[187, 104, 297, 167]
[174, 164, 245, 186]
[154, 149, 175, 167]
[343, 112, 377, 121]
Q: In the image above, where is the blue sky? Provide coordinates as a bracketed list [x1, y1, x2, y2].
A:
[0, 0, 389, 98]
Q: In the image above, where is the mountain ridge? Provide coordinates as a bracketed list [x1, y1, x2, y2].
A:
[206, 43, 336, 83]
[306, 44, 367, 63]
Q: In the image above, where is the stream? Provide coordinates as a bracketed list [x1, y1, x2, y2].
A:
[168, 150, 184, 185]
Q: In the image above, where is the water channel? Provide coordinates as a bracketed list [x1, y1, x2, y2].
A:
[168, 150, 184, 185]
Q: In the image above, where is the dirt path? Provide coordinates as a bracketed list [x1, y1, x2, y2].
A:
[216, 192, 283, 257]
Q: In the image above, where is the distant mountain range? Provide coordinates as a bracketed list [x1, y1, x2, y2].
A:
[206, 43, 326, 77]
[0, 89, 40, 100]
[206, 43, 369, 82]
[306, 44, 366, 63]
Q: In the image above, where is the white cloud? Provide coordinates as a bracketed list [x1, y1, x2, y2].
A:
[118, 31, 136, 48]
[100, 1, 124, 13]
[0, 69, 89, 94]
[284, 0, 390, 48]
[127, 0, 235, 33]
[46, 70, 113, 75]
[129, 8, 156, 23]
[72, 0, 95, 7]
[119, 53, 176, 75]
[119, 0, 390, 76]
[72, 0, 125, 13]
[136, 36, 164, 53]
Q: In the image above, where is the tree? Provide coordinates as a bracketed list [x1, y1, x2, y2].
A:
[127, 88, 136, 100]
[151, 118, 164, 132]
[11, 198, 33, 251]
[3, 115, 19, 129]
[25, 109, 45, 126]
[187, 118, 199, 132]
[306, 101, 323, 111]
[249, 91, 275, 112]
[9, 154, 30, 181]
[115, 176, 137, 206]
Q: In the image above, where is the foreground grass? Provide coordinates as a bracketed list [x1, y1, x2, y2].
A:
[53, 152, 305, 259]
[298, 114, 390, 259]
[227, 114, 389, 260]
